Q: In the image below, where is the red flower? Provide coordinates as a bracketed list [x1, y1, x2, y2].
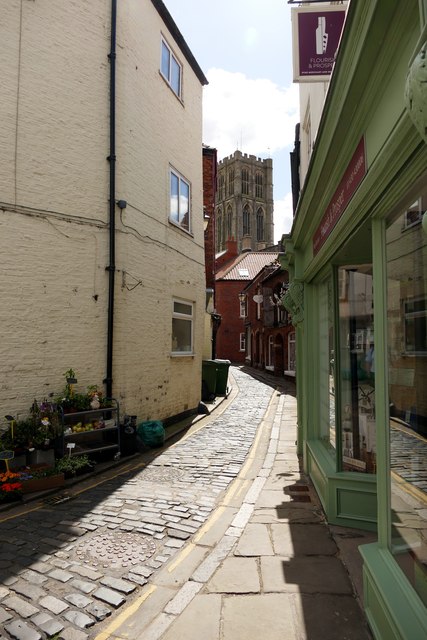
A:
[1, 482, 22, 492]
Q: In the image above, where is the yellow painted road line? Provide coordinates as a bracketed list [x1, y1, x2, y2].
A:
[167, 542, 196, 572]
[391, 470, 427, 505]
[193, 505, 226, 542]
[0, 504, 42, 524]
[221, 478, 248, 506]
[93, 584, 157, 640]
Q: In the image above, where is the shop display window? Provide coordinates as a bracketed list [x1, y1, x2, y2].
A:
[319, 279, 336, 451]
[337, 266, 376, 473]
[386, 182, 427, 605]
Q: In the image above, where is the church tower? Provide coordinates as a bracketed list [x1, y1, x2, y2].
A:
[216, 151, 274, 254]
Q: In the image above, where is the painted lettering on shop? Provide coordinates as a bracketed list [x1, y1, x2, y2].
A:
[313, 137, 366, 255]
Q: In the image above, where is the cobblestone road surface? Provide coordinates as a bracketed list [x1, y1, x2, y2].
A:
[0, 367, 276, 640]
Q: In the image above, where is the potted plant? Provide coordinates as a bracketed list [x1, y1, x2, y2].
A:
[57, 370, 112, 414]
[55, 454, 95, 479]
[25, 398, 61, 465]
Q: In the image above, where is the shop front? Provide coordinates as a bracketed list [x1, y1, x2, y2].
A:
[282, 1, 427, 638]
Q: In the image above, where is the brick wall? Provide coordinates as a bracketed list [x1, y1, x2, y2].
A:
[215, 281, 246, 363]
[0, 0, 206, 422]
[202, 147, 217, 291]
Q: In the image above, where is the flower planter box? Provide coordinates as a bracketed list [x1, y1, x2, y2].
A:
[21, 473, 65, 494]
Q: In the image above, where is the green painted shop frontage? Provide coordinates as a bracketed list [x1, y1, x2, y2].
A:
[282, 2, 427, 639]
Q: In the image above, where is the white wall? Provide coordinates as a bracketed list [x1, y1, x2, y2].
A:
[0, 0, 205, 422]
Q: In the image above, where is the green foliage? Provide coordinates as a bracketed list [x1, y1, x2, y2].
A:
[55, 454, 93, 475]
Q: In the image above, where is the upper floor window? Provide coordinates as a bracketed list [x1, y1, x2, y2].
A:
[255, 173, 263, 198]
[239, 294, 247, 318]
[242, 168, 249, 195]
[228, 169, 235, 196]
[243, 205, 251, 236]
[170, 168, 190, 232]
[256, 208, 264, 241]
[161, 39, 182, 98]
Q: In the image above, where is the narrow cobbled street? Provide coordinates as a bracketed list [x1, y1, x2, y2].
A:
[0, 367, 287, 639]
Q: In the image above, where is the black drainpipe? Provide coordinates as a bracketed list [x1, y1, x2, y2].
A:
[105, 0, 117, 400]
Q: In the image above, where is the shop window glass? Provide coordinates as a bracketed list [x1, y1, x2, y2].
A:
[319, 279, 336, 451]
[287, 331, 296, 373]
[386, 181, 427, 605]
[338, 266, 376, 473]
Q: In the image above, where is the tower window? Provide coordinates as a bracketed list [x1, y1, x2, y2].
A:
[228, 169, 235, 196]
[243, 205, 251, 236]
[256, 208, 264, 241]
[242, 168, 249, 195]
[255, 173, 263, 198]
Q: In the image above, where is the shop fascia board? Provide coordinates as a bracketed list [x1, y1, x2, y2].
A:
[300, 116, 425, 284]
[292, 0, 416, 250]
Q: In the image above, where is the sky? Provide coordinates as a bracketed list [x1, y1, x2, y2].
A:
[163, 0, 299, 243]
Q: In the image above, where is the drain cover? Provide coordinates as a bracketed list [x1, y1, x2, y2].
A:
[137, 466, 185, 483]
[43, 493, 73, 505]
[75, 531, 157, 569]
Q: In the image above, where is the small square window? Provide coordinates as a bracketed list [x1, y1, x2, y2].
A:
[172, 299, 193, 354]
[161, 39, 182, 98]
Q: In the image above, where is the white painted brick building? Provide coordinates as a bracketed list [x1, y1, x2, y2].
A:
[0, 0, 208, 423]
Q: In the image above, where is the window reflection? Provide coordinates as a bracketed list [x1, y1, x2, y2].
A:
[338, 266, 376, 473]
[320, 279, 336, 451]
[386, 183, 427, 605]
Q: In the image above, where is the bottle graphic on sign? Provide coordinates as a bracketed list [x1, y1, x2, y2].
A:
[315, 17, 328, 54]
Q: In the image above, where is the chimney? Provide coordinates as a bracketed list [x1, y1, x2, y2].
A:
[225, 237, 238, 256]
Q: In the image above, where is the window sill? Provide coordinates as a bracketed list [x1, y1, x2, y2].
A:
[171, 352, 194, 358]
[284, 370, 296, 377]
[169, 219, 194, 237]
[159, 71, 184, 105]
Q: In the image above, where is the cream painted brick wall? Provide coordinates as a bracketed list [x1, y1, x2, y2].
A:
[0, 0, 206, 423]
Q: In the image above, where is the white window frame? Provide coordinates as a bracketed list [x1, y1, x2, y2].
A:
[240, 333, 246, 352]
[171, 299, 194, 355]
[161, 38, 182, 98]
[239, 295, 247, 318]
[170, 168, 191, 232]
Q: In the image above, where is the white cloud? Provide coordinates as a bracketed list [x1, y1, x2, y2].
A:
[273, 192, 294, 243]
[203, 68, 299, 159]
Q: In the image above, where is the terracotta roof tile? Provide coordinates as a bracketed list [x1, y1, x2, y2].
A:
[216, 252, 279, 281]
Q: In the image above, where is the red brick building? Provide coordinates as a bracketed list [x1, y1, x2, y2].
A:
[240, 263, 295, 377]
[202, 145, 217, 291]
[215, 242, 279, 363]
